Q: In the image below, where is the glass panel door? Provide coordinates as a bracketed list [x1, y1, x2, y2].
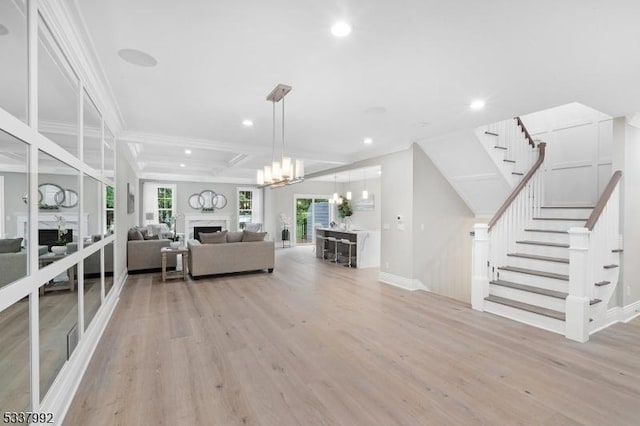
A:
[295, 197, 330, 245]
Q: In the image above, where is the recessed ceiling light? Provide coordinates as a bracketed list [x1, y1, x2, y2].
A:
[179, 163, 185, 168]
[184, 149, 191, 155]
[470, 99, 486, 110]
[0, 24, 9, 37]
[331, 22, 352, 37]
[242, 119, 254, 127]
[364, 138, 373, 144]
[118, 48, 158, 67]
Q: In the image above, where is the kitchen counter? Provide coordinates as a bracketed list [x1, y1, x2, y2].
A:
[315, 228, 380, 268]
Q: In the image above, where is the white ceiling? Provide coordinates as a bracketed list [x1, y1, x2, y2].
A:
[10, 1, 640, 182]
[311, 165, 382, 183]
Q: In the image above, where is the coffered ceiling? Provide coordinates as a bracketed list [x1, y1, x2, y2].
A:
[15, 0, 640, 182]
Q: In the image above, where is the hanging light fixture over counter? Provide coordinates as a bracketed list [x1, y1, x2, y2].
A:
[257, 84, 304, 188]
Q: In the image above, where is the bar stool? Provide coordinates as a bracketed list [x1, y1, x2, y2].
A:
[325, 236, 338, 263]
[339, 238, 357, 268]
[316, 235, 327, 259]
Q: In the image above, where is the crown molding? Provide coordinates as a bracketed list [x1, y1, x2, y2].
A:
[119, 131, 351, 165]
[39, 0, 125, 134]
[137, 171, 255, 185]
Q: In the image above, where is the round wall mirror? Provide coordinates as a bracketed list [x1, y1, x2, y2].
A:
[55, 189, 79, 208]
[38, 183, 64, 207]
[199, 190, 217, 209]
[212, 193, 227, 209]
[188, 193, 204, 209]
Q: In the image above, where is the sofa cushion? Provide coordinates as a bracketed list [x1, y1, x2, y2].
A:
[143, 234, 159, 240]
[226, 231, 243, 243]
[200, 231, 227, 244]
[242, 231, 267, 242]
[0, 238, 23, 253]
[128, 228, 144, 241]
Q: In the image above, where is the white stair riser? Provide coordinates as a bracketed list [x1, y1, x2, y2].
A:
[523, 232, 569, 245]
[497, 269, 568, 293]
[489, 284, 566, 312]
[530, 219, 586, 231]
[515, 243, 569, 258]
[506, 256, 569, 275]
[484, 301, 565, 335]
[537, 208, 593, 219]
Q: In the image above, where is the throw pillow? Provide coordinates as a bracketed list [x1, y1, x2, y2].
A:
[0, 238, 23, 253]
[143, 235, 159, 240]
[226, 231, 243, 243]
[127, 228, 144, 241]
[200, 231, 228, 244]
[242, 231, 267, 242]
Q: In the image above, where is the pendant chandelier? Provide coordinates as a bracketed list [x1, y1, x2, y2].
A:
[257, 84, 304, 187]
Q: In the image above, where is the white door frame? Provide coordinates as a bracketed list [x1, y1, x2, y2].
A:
[0, 176, 4, 237]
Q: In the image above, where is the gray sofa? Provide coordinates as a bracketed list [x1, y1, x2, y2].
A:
[127, 239, 176, 271]
[187, 239, 274, 278]
[0, 245, 49, 288]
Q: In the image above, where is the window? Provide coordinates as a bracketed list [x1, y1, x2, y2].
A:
[106, 185, 115, 232]
[157, 187, 173, 224]
[238, 190, 253, 229]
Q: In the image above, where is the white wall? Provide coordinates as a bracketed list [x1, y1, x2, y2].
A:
[412, 144, 476, 302]
[612, 117, 640, 306]
[115, 143, 138, 283]
[522, 103, 613, 206]
[338, 177, 381, 230]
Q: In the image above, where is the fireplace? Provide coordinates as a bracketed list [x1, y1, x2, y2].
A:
[39, 229, 73, 250]
[193, 226, 222, 242]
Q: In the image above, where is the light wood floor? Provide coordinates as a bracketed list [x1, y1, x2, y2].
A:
[65, 247, 640, 425]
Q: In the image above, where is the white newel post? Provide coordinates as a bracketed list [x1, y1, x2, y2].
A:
[471, 224, 490, 311]
[566, 227, 591, 342]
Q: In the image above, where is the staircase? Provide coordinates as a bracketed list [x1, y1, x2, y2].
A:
[471, 121, 623, 342]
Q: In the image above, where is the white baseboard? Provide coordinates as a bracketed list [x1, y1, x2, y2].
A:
[43, 272, 128, 424]
[591, 299, 640, 334]
[378, 272, 429, 292]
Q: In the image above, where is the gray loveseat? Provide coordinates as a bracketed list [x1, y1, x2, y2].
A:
[187, 239, 274, 278]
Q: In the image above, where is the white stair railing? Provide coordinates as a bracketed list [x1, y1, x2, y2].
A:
[566, 171, 622, 342]
[485, 117, 537, 178]
[472, 143, 546, 311]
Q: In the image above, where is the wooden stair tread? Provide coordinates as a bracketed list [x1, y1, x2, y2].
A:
[532, 217, 587, 221]
[512, 172, 524, 176]
[590, 299, 602, 305]
[603, 264, 619, 269]
[490, 279, 567, 299]
[507, 253, 569, 264]
[498, 266, 569, 281]
[485, 131, 499, 136]
[612, 249, 623, 253]
[524, 229, 569, 234]
[503, 159, 516, 163]
[516, 240, 569, 248]
[494, 145, 507, 150]
[595, 281, 611, 287]
[485, 295, 565, 321]
[540, 206, 594, 209]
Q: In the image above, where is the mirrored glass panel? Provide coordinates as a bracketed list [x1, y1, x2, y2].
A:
[0, 1, 27, 121]
[0, 129, 29, 289]
[104, 241, 114, 296]
[0, 299, 30, 413]
[83, 91, 102, 170]
[83, 174, 101, 248]
[105, 185, 114, 234]
[83, 250, 102, 331]
[38, 150, 79, 270]
[104, 126, 115, 179]
[38, 15, 79, 158]
[39, 270, 79, 401]
[83, 174, 102, 330]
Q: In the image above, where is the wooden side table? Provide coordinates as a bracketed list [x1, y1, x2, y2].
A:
[161, 246, 189, 282]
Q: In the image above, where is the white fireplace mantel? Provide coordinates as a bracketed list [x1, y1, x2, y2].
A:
[183, 214, 231, 239]
[16, 212, 90, 241]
